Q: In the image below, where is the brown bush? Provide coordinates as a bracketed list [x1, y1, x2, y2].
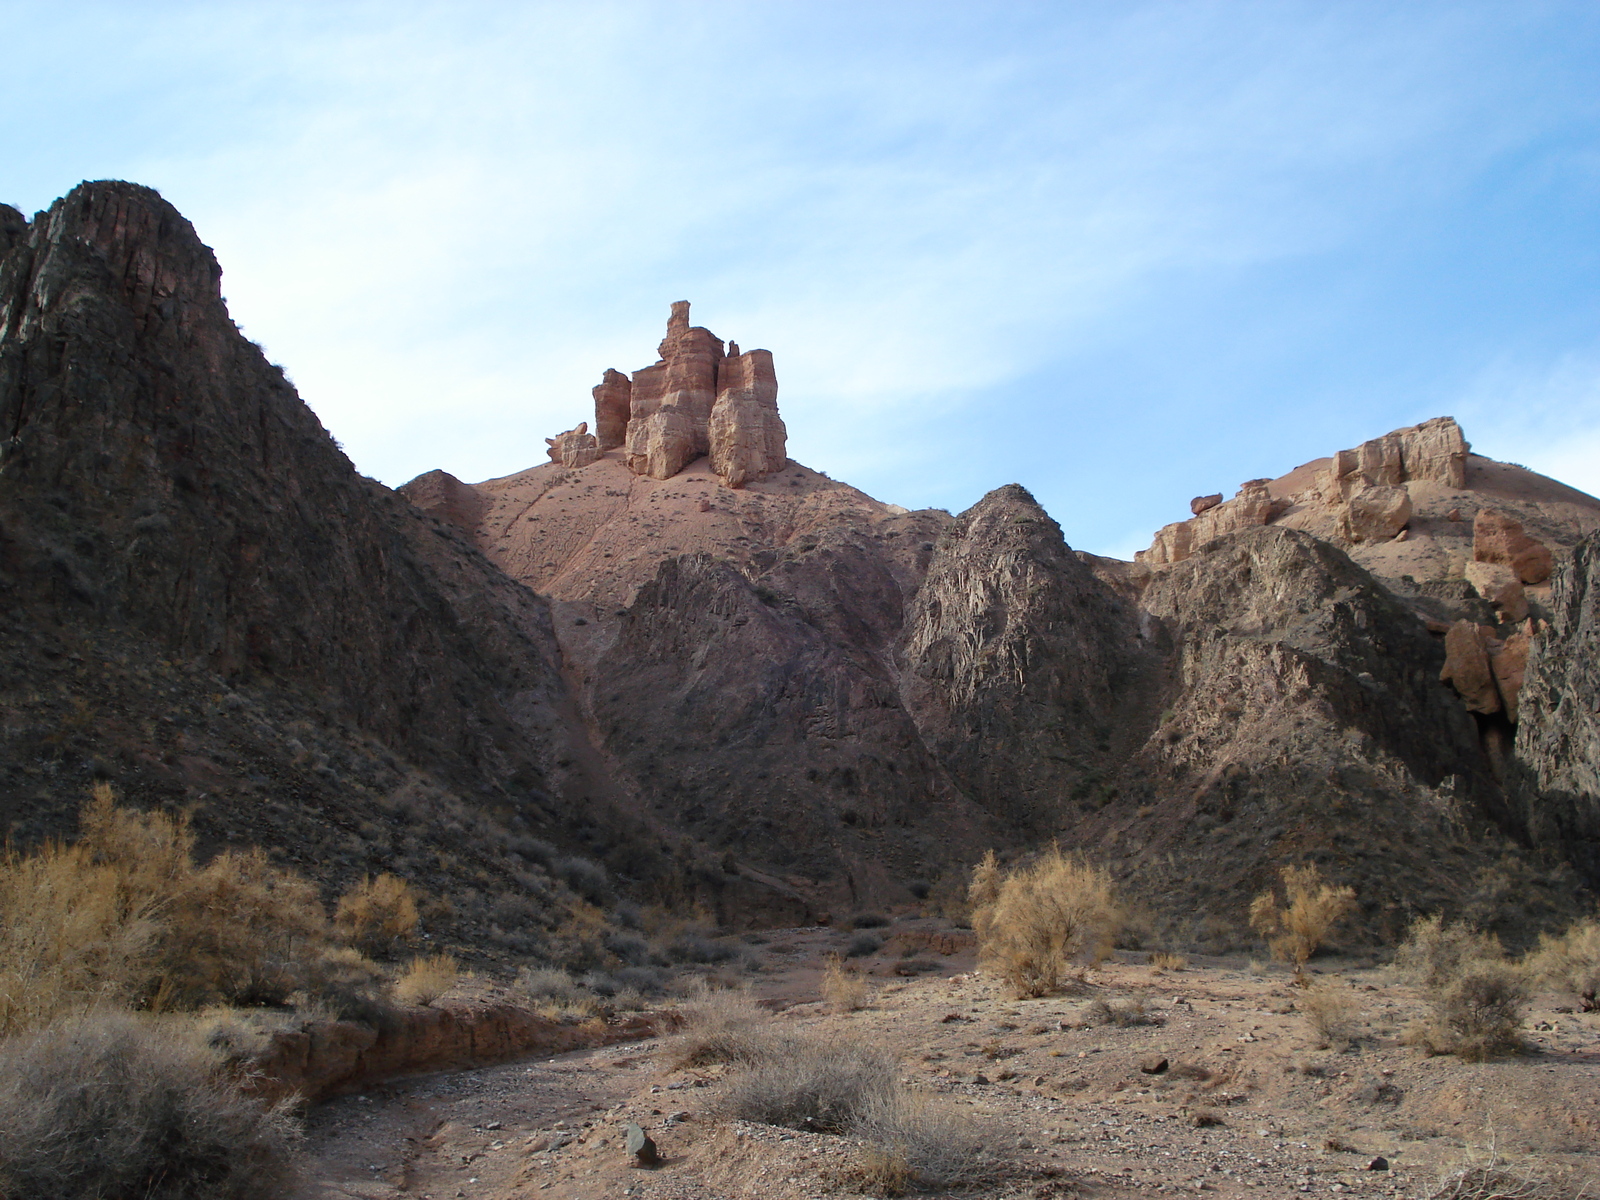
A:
[1248, 863, 1356, 976]
[392, 954, 459, 1006]
[1397, 915, 1528, 1060]
[669, 985, 787, 1068]
[822, 953, 870, 1013]
[1300, 980, 1363, 1050]
[0, 1011, 300, 1199]
[969, 846, 1121, 998]
[0, 786, 379, 1033]
[1527, 917, 1600, 1012]
[334, 873, 420, 956]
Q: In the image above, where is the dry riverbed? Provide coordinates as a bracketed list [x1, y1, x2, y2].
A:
[298, 920, 1600, 1199]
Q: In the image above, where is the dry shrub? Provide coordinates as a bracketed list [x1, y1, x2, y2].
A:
[0, 1010, 300, 1199]
[1425, 1152, 1591, 1200]
[1397, 915, 1528, 1060]
[823, 953, 871, 1013]
[1248, 863, 1356, 976]
[1148, 951, 1188, 971]
[334, 873, 420, 956]
[969, 846, 1121, 998]
[1301, 980, 1363, 1050]
[670, 985, 785, 1067]
[0, 786, 361, 1033]
[1528, 917, 1600, 1012]
[393, 954, 459, 1006]
[722, 1036, 898, 1133]
[849, 1087, 989, 1194]
[1083, 996, 1160, 1027]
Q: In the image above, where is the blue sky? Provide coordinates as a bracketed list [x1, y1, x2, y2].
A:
[5, 1, 1600, 557]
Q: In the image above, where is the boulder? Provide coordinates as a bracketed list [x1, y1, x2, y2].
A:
[1440, 620, 1501, 714]
[592, 369, 632, 451]
[708, 349, 787, 487]
[624, 406, 696, 480]
[1343, 483, 1413, 543]
[625, 1121, 659, 1166]
[1463, 560, 1528, 622]
[1489, 632, 1531, 724]
[1191, 493, 1223, 516]
[545, 421, 600, 469]
[1474, 508, 1554, 584]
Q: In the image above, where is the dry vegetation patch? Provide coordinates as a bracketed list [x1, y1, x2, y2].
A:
[968, 847, 1121, 998]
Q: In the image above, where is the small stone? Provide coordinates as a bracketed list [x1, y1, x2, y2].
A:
[1139, 1055, 1170, 1074]
[625, 1122, 659, 1166]
[1366, 1156, 1390, 1171]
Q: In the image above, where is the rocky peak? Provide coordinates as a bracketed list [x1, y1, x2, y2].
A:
[551, 302, 788, 487]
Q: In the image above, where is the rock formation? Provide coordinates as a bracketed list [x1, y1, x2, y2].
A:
[592, 369, 631, 451]
[549, 302, 788, 487]
[1515, 530, 1600, 873]
[1141, 479, 1286, 565]
[708, 349, 787, 488]
[1474, 508, 1554, 584]
[545, 421, 599, 468]
[1190, 493, 1223, 515]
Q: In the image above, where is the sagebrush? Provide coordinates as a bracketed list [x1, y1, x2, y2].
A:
[968, 847, 1121, 998]
[0, 1011, 301, 1200]
[1397, 915, 1528, 1060]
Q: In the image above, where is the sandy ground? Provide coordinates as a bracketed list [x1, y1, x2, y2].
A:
[297, 919, 1599, 1199]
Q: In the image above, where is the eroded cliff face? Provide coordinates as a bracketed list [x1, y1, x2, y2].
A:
[1515, 531, 1600, 874]
[0, 183, 702, 956]
[899, 485, 1163, 833]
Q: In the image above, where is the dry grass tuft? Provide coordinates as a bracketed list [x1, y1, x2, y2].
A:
[1148, 951, 1188, 971]
[1397, 915, 1528, 1060]
[822, 954, 871, 1013]
[969, 846, 1121, 998]
[392, 954, 459, 1006]
[0, 1010, 301, 1199]
[1248, 863, 1356, 978]
[1300, 980, 1363, 1050]
[721, 1035, 897, 1133]
[335, 873, 420, 957]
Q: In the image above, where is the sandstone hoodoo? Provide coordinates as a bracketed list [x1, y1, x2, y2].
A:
[548, 300, 789, 488]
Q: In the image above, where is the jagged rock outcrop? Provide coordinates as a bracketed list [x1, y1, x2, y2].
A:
[1440, 621, 1502, 715]
[708, 349, 787, 488]
[1319, 416, 1469, 497]
[592, 369, 631, 451]
[1475, 508, 1554, 585]
[899, 485, 1161, 831]
[1343, 483, 1413, 543]
[1516, 531, 1600, 872]
[0, 182, 677, 950]
[1190, 493, 1223, 515]
[1141, 478, 1285, 565]
[545, 421, 599, 468]
[397, 468, 488, 534]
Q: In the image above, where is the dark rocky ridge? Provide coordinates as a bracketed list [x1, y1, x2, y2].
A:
[3, 180, 1596, 952]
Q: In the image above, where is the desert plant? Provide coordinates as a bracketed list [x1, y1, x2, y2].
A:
[848, 912, 890, 929]
[1083, 996, 1160, 1027]
[969, 846, 1121, 998]
[334, 873, 420, 956]
[1527, 917, 1600, 1012]
[1397, 915, 1529, 1060]
[669, 986, 785, 1067]
[848, 1086, 988, 1194]
[1148, 951, 1188, 971]
[392, 954, 458, 1006]
[0, 786, 353, 1030]
[846, 932, 883, 957]
[0, 1011, 301, 1199]
[822, 953, 871, 1013]
[1425, 1150, 1590, 1200]
[1248, 863, 1356, 976]
[720, 1035, 898, 1133]
[1301, 980, 1363, 1050]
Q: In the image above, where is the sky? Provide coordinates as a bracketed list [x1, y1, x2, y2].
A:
[5, 1, 1600, 558]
